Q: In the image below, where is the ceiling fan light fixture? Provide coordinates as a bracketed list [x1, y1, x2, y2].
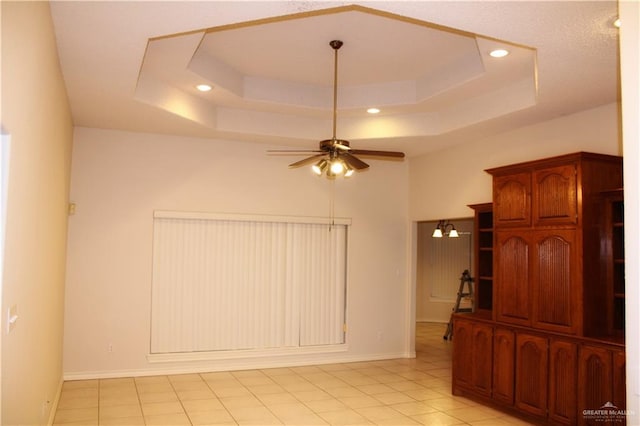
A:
[312, 159, 328, 176]
[344, 166, 355, 177]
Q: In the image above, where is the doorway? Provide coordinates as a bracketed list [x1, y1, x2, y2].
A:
[415, 218, 473, 324]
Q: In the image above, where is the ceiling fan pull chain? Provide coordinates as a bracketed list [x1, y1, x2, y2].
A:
[329, 178, 336, 231]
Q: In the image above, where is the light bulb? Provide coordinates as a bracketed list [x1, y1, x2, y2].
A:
[330, 161, 344, 175]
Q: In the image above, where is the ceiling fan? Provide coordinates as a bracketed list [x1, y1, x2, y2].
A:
[269, 40, 405, 178]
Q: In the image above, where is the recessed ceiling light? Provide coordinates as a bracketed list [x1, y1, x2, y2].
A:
[196, 84, 212, 92]
[367, 108, 380, 114]
[489, 49, 509, 58]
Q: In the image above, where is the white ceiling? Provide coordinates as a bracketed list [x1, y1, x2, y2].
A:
[49, 1, 620, 157]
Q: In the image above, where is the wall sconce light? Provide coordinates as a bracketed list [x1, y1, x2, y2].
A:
[432, 220, 459, 238]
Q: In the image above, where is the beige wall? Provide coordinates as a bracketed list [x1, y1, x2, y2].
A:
[409, 102, 622, 221]
[63, 127, 410, 378]
[0, 1, 74, 424]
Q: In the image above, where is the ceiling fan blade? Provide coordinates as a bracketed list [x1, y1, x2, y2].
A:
[342, 153, 370, 170]
[267, 149, 323, 154]
[288, 154, 326, 168]
[350, 149, 405, 159]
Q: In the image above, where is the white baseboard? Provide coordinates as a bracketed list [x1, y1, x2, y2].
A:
[63, 351, 414, 381]
[47, 378, 64, 426]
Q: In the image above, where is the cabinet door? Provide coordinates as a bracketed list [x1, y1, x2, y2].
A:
[471, 323, 493, 396]
[493, 327, 515, 405]
[612, 350, 626, 411]
[549, 339, 577, 424]
[533, 164, 577, 226]
[452, 319, 474, 392]
[494, 172, 531, 227]
[515, 333, 548, 417]
[495, 231, 531, 326]
[531, 230, 579, 334]
[578, 345, 612, 426]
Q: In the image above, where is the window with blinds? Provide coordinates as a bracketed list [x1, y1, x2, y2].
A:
[150, 211, 349, 355]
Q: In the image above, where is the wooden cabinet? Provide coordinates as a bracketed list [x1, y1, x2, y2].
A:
[495, 229, 578, 333]
[493, 172, 531, 228]
[577, 345, 626, 425]
[601, 190, 625, 338]
[452, 318, 492, 397]
[549, 339, 577, 424]
[488, 152, 623, 336]
[531, 229, 578, 334]
[492, 327, 515, 405]
[469, 203, 494, 312]
[495, 231, 531, 326]
[578, 345, 613, 425]
[451, 153, 625, 425]
[532, 164, 578, 226]
[453, 315, 625, 424]
[515, 333, 548, 417]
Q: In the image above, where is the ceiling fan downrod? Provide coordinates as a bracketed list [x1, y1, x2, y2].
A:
[330, 40, 343, 142]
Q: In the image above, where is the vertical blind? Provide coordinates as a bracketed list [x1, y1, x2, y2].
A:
[150, 212, 348, 354]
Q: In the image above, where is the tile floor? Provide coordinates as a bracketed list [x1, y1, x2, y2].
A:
[53, 323, 533, 425]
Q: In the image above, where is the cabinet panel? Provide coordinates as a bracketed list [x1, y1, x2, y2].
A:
[495, 232, 531, 326]
[494, 173, 531, 227]
[549, 339, 577, 424]
[612, 350, 626, 411]
[533, 164, 578, 226]
[452, 318, 493, 397]
[578, 345, 613, 426]
[492, 328, 515, 405]
[452, 319, 473, 390]
[515, 333, 548, 417]
[471, 323, 493, 396]
[532, 230, 578, 334]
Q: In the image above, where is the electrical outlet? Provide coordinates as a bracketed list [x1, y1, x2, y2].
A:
[108, 343, 113, 353]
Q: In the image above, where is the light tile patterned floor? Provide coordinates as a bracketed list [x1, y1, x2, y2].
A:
[53, 323, 533, 425]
